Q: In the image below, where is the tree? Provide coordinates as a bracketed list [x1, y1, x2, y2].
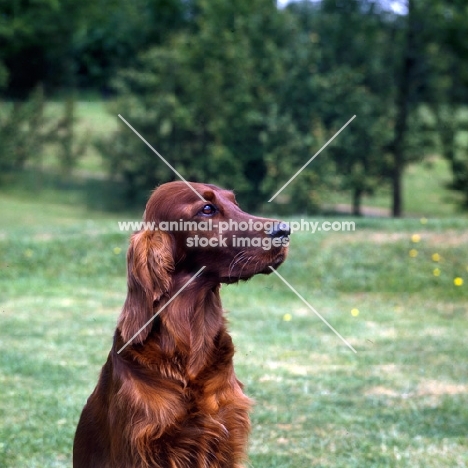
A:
[98, 0, 324, 211]
[74, 0, 191, 90]
[287, 0, 396, 215]
[424, 0, 468, 208]
[390, 0, 418, 217]
[0, 0, 87, 94]
[0, 0, 190, 95]
[0, 86, 47, 176]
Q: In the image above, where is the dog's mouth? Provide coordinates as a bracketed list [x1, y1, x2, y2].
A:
[220, 250, 287, 283]
[259, 253, 286, 274]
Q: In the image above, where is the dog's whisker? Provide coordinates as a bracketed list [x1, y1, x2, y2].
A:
[228, 250, 247, 278]
[238, 255, 253, 280]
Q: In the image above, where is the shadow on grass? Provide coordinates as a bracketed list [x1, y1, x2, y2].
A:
[1, 168, 136, 212]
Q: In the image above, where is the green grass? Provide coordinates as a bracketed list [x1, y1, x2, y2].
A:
[1, 192, 467, 467]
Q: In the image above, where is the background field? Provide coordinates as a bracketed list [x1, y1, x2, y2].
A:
[1, 164, 467, 466]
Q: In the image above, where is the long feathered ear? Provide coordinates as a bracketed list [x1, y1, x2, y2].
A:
[118, 230, 174, 345]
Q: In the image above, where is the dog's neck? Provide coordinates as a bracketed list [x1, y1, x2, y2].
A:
[156, 279, 228, 379]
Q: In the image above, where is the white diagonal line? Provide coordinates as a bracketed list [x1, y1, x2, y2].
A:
[269, 267, 357, 353]
[268, 115, 356, 202]
[117, 266, 206, 353]
[118, 114, 206, 202]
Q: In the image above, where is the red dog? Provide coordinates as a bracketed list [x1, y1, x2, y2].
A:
[73, 182, 289, 467]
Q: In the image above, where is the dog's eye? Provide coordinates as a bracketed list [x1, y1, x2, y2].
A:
[200, 204, 216, 215]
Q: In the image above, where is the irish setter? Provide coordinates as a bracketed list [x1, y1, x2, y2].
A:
[73, 181, 290, 468]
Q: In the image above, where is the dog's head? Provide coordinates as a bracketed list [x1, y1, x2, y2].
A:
[118, 181, 290, 344]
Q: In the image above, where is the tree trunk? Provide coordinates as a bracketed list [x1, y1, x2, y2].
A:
[352, 187, 363, 216]
[392, 0, 416, 218]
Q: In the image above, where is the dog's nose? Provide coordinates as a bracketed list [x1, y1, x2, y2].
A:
[268, 222, 291, 239]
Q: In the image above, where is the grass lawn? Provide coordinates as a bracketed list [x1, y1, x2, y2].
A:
[1, 189, 467, 467]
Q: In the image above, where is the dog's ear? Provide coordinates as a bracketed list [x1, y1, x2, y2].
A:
[118, 230, 174, 345]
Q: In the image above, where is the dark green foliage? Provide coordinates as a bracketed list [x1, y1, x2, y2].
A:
[421, 1, 468, 207]
[1, 0, 468, 213]
[0, 86, 48, 174]
[0, 0, 193, 94]
[97, 0, 327, 210]
[0, 88, 88, 184]
[95, 0, 467, 214]
[54, 96, 88, 176]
